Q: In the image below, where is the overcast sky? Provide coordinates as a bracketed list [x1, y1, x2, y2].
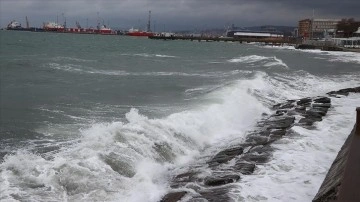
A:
[1, 0, 359, 31]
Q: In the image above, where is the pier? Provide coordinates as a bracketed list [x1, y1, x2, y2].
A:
[148, 35, 299, 45]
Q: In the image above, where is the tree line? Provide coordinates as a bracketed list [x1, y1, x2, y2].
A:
[336, 18, 360, 37]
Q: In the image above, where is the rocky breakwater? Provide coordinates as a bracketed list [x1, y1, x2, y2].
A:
[160, 87, 360, 202]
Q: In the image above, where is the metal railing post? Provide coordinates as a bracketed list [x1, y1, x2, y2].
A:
[356, 107, 360, 136]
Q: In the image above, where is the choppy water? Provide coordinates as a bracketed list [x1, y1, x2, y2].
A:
[0, 30, 359, 201]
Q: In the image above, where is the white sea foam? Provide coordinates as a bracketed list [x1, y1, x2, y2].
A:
[52, 56, 97, 62]
[228, 55, 269, 63]
[295, 49, 360, 64]
[264, 57, 289, 69]
[235, 93, 360, 202]
[155, 54, 177, 58]
[48, 63, 84, 73]
[259, 45, 296, 50]
[326, 51, 360, 64]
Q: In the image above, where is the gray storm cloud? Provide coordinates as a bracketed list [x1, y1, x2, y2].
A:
[1, 0, 359, 30]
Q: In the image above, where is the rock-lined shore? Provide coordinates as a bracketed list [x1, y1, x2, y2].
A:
[160, 87, 360, 202]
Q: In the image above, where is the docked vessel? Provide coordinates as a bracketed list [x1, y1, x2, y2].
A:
[96, 24, 112, 35]
[43, 22, 65, 32]
[126, 10, 154, 37]
[6, 16, 115, 35]
[7, 20, 22, 30]
[7, 18, 44, 32]
[126, 28, 154, 37]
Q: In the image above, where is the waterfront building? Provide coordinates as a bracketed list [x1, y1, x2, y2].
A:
[298, 19, 312, 38]
[331, 37, 360, 48]
[298, 18, 341, 39]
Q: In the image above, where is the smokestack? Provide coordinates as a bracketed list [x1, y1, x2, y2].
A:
[147, 10, 151, 32]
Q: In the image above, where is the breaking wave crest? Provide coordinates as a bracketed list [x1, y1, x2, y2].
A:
[121, 53, 177, 58]
[228, 55, 289, 69]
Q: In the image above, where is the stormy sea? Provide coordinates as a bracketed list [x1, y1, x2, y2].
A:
[0, 31, 359, 202]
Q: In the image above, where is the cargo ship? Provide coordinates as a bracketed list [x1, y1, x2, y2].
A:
[43, 21, 114, 35]
[6, 17, 44, 32]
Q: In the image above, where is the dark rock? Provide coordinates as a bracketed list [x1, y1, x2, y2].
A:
[297, 98, 312, 105]
[286, 109, 299, 116]
[273, 101, 295, 110]
[257, 130, 271, 137]
[306, 110, 325, 118]
[307, 108, 327, 117]
[328, 91, 349, 96]
[312, 103, 331, 108]
[339, 88, 356, 94]
[204, 174, 240, 186]
[271, 129, 286, 137]
[219, 146, 244, 156]
[233, 161, 256, 175]
[273, 103, 281, 109]
[240, 153, 270, 164]
[199, 187, 233, 202]
[314, 97, 331, 104]
[245, 135, 269, 145]
[171, 171, 200, 188]
[160, 191, 188, 202]
[266, 116, 295, 130]
[313, 106, 329, 114]
[249, 145, 273, 154]
[326, 87, 360, 96]
[269, 134, 282, 142]
[299, 117, 320, 126]
[209, 147, 243, 164]
[275, 109, 287, 116]
[174, 172, 199, 182]
[294, 106, 307, 114]
[279, 103, 295, 109]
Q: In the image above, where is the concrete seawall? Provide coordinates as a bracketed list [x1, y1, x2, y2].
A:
[313, 108, 360, 202]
